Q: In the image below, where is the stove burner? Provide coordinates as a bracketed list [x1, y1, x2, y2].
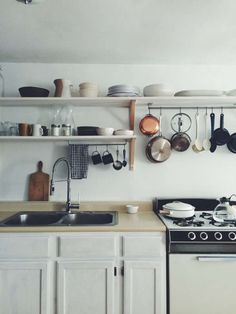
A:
[173, 217, 204, 227]
[210, 220, 236, 227]
[200, 212, 213, 219]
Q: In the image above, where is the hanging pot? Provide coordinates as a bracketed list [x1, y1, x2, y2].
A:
[170, 111, 192, 152]
[145, 112, 172, 163]
[139, 107, 160, 136]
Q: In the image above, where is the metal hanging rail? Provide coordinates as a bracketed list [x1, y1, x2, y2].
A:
[147, 104, 236, 110]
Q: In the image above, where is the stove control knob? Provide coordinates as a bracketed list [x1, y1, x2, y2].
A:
[214, 232, 223, 241]
[200, 232, 208, 241]
[228, 232, 236, 241]
[188, 232, 196, 241]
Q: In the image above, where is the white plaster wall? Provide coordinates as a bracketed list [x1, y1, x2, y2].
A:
[1, 63, 236, 202]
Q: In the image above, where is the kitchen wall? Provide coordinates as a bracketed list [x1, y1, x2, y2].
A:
[1, 62, 236, 202]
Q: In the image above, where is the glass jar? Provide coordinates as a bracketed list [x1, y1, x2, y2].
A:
[62, 124, 72, 136]
[51, 124, 60, 136]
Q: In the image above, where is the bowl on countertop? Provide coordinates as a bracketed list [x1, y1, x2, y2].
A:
[96, 127, 114, 136]
[19, 86, 50, 97]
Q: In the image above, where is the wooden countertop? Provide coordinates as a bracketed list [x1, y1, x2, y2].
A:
[0, 201, 166, 233]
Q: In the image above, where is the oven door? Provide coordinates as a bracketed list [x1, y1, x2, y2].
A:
[169, 254, 236, 314]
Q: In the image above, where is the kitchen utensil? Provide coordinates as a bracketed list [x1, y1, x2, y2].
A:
[122, 146, 127, 167]
[126, 205, 139, 214]
[54, 79, 72, 97]
[77, 126, 98, 136]
[51, 124, 60, 136]
[19, 123, 32, 136]
[96, 127, 114, 136]
[91, 148, 102, 165]
[146, 111, 172, 162]
[174, 90, 224, 97]
[139, 107, 160, 136]
[113, 147, 123, 170]
[170, 112, 191, 152]
[143, 84, 173, 96]
[213, 112, 230, 146]
[19, 86, 49, 97]
[209, 112, 217, 153]
[213, 196, 236, 222]
[202, 111, 211, 151]
[102, 147, 114, 165]
[192, 112, 203, 152]
[162, 201, 195, 218]
[113, 129, 134, 136]
[227, 133, 236, 153]
[28, 161, 50, 201]
[32, 124, 43, 136]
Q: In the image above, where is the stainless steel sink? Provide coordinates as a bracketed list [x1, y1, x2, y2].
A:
[0, 211, 118, 227]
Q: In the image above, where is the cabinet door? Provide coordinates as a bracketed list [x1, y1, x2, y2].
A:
[0, 260, 51, 314]
[124, 260, 166, 314]
[57, 260, 115, 314]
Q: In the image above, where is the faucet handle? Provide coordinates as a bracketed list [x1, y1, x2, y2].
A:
[50, 180, 55, 195]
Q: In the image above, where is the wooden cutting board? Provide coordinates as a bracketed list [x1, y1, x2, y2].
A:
[28, 161, 50, 201]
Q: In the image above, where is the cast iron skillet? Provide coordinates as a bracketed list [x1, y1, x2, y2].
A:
[213, 113, 230, 146]
[227, 133, 236, 153]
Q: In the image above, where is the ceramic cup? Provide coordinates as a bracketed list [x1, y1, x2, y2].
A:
[91, 150, 102, 165]
[102, 150, 114, 165]
[19, 123, 32, 136]
[126, 205, 139, 214]
[32, 124, 43, 136]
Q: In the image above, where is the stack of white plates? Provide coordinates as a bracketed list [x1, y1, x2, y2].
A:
[107, 85, 140, 97]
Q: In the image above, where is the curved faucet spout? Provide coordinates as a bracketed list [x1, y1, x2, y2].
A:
[50, 158, 79, 213]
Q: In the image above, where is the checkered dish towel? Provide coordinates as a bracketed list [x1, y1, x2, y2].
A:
[69, 144, 89, 179]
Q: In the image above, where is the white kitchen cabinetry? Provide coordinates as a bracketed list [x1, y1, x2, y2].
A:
[122, 234, 166, 314]
[57, 260, 115, 314]
[0, 235, 53, 314]
[0, 232, 166, 314]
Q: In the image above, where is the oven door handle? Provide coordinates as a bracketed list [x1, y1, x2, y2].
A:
[197, 256, 236, 262]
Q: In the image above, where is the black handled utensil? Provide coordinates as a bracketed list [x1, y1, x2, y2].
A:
[213, 113, 230, 146]
[210, 113, 217, 153]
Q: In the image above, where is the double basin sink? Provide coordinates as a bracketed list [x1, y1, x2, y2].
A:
[0, 211, 118, 227]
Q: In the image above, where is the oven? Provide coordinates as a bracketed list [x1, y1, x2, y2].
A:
[154, 198, 236, 314]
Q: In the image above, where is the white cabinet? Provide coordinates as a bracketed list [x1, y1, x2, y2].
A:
[124, 261, 165, 314]
[0, 232, 166, 314]
[57, 260, 115, 314]
[0, 260, 51, 314]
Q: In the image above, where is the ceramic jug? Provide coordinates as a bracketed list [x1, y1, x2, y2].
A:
[54, 79, 72, 97]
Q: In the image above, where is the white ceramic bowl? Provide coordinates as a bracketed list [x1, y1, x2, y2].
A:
[126, 205, 139, 214]
[79, 89, 98, 97]
[79, 82, 98, 89]
[96, 127, 114, 136]
[114, 129, 134, 136]
[143, 84, 173, 97]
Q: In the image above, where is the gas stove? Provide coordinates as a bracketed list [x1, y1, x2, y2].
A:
[153, 198, 236, 253]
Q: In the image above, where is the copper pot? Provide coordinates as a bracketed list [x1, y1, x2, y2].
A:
[139, 113, 160, 136]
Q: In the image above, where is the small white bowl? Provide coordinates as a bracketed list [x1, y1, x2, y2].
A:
[114, 129, 134, 136]
[126, 205, 139, 214]
[143, 84, 173, 96]
[96, 127, 114, 136]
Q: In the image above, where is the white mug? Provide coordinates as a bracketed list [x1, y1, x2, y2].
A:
[32, 124, 43, 136]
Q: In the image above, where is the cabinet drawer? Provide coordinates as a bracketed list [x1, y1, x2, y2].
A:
[59, 235, 116, 258]
[0, 236, 50, 258]
[123, 234, 165, 258]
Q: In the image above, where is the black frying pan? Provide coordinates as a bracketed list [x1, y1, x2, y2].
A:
[213, 113, 230, 146]
[227, 133, 236, 153]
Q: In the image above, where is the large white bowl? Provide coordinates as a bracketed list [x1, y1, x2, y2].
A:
[96, 127, 114, 136]
[143, 84, 173, 96]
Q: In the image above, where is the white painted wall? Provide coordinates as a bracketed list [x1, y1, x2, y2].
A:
[1, 62, 236, 202]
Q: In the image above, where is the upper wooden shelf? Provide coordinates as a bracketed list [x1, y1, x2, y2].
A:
[0, 96, 236, 107]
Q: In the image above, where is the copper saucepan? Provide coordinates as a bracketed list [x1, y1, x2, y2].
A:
[139, 106, 160, 136]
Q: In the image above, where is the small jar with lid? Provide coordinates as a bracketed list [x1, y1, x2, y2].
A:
[51, 124, 61, 136]
[62, 124, 72, 136]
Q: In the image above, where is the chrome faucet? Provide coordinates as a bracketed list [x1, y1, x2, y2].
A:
[50, 157, 80, 213]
